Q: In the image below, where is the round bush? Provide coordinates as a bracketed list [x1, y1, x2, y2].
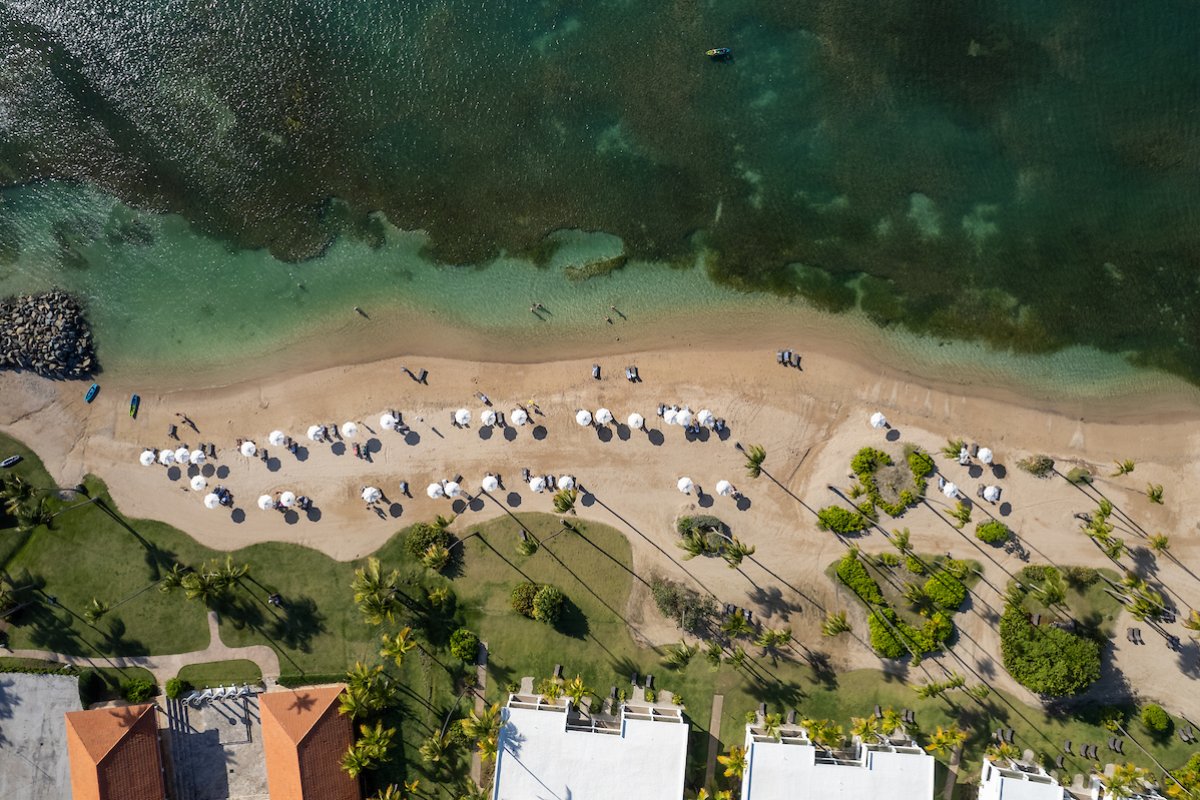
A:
[406, 522, 451, 560]
[532, 586, 566, 626]
[975, 520, 1011, 545]
[906, 449, 936, 479]
[165, 677, 191, 700]
[449, 628, 480, 662]
[122, 678, 157, 703]
[1141, 704, 1172, 734]
[511, 582, 539, 618]
[816, 506, 868, 534]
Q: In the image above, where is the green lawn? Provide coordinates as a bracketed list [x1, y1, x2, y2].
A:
[177, 659, 263, 687]
[2, 430, 1197, 796]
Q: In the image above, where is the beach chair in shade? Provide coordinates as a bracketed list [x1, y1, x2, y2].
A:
[553, 664, 563, 679]
[757, 703, 766, 720]
[238, 684, 252, 697]
[645, 674, 654, 689]
[874, 705, 882, 719]
[786, 710, 796, 725]
[1064, 740, 1072, 753]
[1055, 755, 1065, 769]
[776, 351, 785, 364]
[630, 366, 640, 381]
[630, 671, 639, 686]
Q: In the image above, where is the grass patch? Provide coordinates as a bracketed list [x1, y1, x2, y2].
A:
[177, 659, 263, 687]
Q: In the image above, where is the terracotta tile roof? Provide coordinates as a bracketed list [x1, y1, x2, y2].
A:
[260, 685, 359, 800]
[64, 703, 165, 800]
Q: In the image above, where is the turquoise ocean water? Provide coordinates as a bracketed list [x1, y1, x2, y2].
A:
[1, 1, 1199, 391]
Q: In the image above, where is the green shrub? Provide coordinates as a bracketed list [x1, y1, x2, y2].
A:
[511, 582, 539, 617]
[999, 603, 1100, 696]
[122, 678, 157, 703]
[944, 559, 972, 580]
[449, 628, 480, 662]
[975, 520, 1011, 545]
[904, 555, 926, 575]
[675, 515, 727, 536]
[1065, 466, 1092, 485]
[817, 506, 868, 534]
[532, 586, 566, 626]
[1016, 454, 1055, 477]
[835, 552, 884, 605]
[1062, 566, 1099, 587]
[851, 447, 893, 476]
[867, 608, 952, 659]
[649, 575, 716, 634]
[1141, 704, 1172, 735]
[878, 552, 901, 567]
[165, 677, 191, 699]
[406, 522, 451, 560]
[906, 449, 936, 479]
[924, 572, 967, 611]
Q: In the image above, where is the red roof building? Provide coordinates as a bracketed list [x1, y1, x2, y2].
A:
[64, 703, 166, 800]
[259, 685, 359, 800]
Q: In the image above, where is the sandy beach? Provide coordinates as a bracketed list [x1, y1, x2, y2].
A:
[3, 322, 1200, 714]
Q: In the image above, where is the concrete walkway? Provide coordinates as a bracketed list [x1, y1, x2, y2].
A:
[470, 640, 489, 786]
[941, 745, 962, 800]
[705, 693, 725, 786]
[5, 611, 281, 686]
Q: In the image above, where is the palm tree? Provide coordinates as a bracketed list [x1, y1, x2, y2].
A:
[696, 790, 732, 800]
[761, 712, 782, 740]
[338, 685, 374, 720]
[552, 488, 578, 514]
[717, 745, 748, 779]
[1, 475, 32, 513]
[540, 679, 564, 702]
[158, 563, 189, 594]
[1146, 483, 1164, 504]
[722, 535, 756, 569]
[663, 641, 698, 669]
[880, 708, 904, 737]
[822, 611, 851, 637]
[924, 724, 967, 757]
[477, 732, 499, 764]
[986, 741, 1020, 762]
[215, 555, 249, 585]
[1183, 609, 1200, 637]
[563, 675, 591, 708]
[678, 529, 709, 560]
[14, 496, 51, 533]
[1102, 536, 1127, 562]
[903, 583, 936, 617]
[380, 627, 418, 667]
[704, 640, 724, 668]
[753, 627, 791, 663]
[456, 783, 489, 800]
[352, 557, 403, 625]
[357, 720, 397, 765]
[941, 438, 966, 459]
[1112, 459, 1135, 476]
[1103, 762, 1151, 799]
[422, 543, 451, 571]
[892, 528, 911, 554]
[340, 744, 371, 778]
[850, 715, 881, 742]
[369, 786, 405, 800]
[83, 597, 109, 624]
[725, 645, 748, 672]
[1036, 570, 1068, 608]
[810, 720, 844, 754]
[181, 570, 223, 607]
[419, 730, 453, 765]
[462, 702, 502, 743]
[721, 610, 753, 639]
[1149, 533, 1171, 554]
[743, 444, 767, 478]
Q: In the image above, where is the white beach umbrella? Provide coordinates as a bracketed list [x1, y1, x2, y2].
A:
[268, 430, 286, 447]
[677, 476, 694, 494]
[175, 446, 191, 464]
[595, 408, 613, 425]
[426, 482, 445, 499]
[481, 474, 500, 493]
[481, 409, 497, 427]
[676, 408, 694, 427]
[697, 409, 715, 428]
[443, 481, 462, 498]
[978, 447, 994, 465]
[870, 411, 888, 429]
[575, 409, 592, 426]
[380, 413, 397, 430]
[240, 441, 257, 457]
[942, 482, 959, 499]
[557, 475, 575, 490]
[307, 424, 324, 441]
[203, 492, 220, 510]
[342, 421, 359, 439]
[257, 494, 275, 511]
[663, 407, 678, 426]
[190, 475, 207, 491]
[627, 413, 644, 430]
[455, 408, 471, 426]
[139, 450, 156, 467]
[983, 485, 1001, 502]
[279, 491, 297, 508]
[529, 476, 547, 493]
[189, 449, 206, 466]
[715, 480, 734, 497]
[511, 407, 528, 426]
[158, 449, 176, 466]
[362, 486, 382, 503]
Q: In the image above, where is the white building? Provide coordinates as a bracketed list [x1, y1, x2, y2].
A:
[740, 724, 936, 799]
[978, 757, 1069, 800]
[491, 692, 689, 800]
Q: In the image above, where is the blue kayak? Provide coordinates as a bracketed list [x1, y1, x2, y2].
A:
[129, 394, 140, 419]
[85, 383, 99, 403]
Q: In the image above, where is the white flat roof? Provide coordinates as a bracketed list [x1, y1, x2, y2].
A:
[742, 731, 936, 800]
[978, 759, 1066, 800]
[492, 701, 688, 800]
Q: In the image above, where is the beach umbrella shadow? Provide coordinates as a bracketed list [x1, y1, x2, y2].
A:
[231, 508, 246, 524]
[647, 429, 665, 447]
[968, 464, 983, 479]
[616, 424, 630, 441]
[999, 502, 1012, 517]
[469, 497, 484, 512]
[451, 499, 466, 514]
[404, 431, 421, 446]
[201, 464, 216, 478]
[736, 495, 752, 511]
[479, 427, 493, 441]
[388, 502, 403, 519]
[166, 466, 181, 481]
[596, 427, 613, 443]
[295, 446, 309, 462]
[580, 492, 596, 508]
[532, 426, 548, 441]
[697, 492, 714, 508]
[306, 506, 323, 522]
[503, 427, 518, 442]
[267, 458, 282, 472]
[992, 464, 1007, 479]
[366, 438, 382, 453]
[283, 510, 299, 525]
[331, 442, 347, 456]
[886, 428, 902, 442]
[187, 465, 200, 478]
[216, 465, 230, 479]
[506, 492, 522, 507]
[717, 427, 732, 441]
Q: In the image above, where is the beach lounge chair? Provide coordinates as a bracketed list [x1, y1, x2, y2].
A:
[790, 353, 801, 368]
[645, 674, 654, 689]
[1031, 613, 1041, 626]
[1003, 728, 1014, 743]
[630, 671, 639, 686]
[630, 366, 640, 381]
[776, 350, 785, 364]
[553, 664, 563, 679]
[592, 364, 601, 379]
[414, 368, 428, 383]
[168, 424, 178, 439]
[757, 703, 766, 719]
[521, 468, 531, 482]
[1055, 755, 1065, 769]
[874, 705, 882, 719]
[786, 710, 796, 725]
[1064, 740, 1072, 753]
[609, 686, 617, 699]
[1115, 738, 1124, 753]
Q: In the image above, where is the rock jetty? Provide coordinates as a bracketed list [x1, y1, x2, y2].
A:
[0, 290, 96, 379]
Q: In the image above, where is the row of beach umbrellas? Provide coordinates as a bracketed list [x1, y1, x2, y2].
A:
[140, 447, 206, 467]
[677, 477, 737, 496]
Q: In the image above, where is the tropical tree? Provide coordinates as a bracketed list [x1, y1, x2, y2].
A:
[721, 610, 753, 639]
[880, 708, 904, 737]
[563, 675, 591, 708]
[552, 488, 578, 514]
[380, 627, 418, 667]
[1112, 459, 1136, 476]
[462, 702, 502, 744]
[1147, 484, 1164, 504]
[941, 438, 966, 459]
[1036, 570, 1068, 608]
[678, 528, 712, 560]
[725, 645, 748, 672]
[1149, 533, 1171, 555]
[704, 640, 724, 668]
[83, 597, 109, 624]
[369, 786, 406, 800]
[1101, 536, 1127, 562]
[340, 745, 372, 779]
[158, 563, 189, 594]
[356, 719, 397, 766]
[924, 724, 967, 756]
[1103, 763, 1152, 799]
[181, 570, 223, 607]
[722, 535, 756, 568]
[422, 543, 451, 571]
[14, 496, 52, 533]
[761, 712, 782, 741]
[215, 555, 249, 584]
[903, 584, 936, 617]
[477, 732, 499, 765]
[352, 557, 403, 625]
[892, 527, 911, 554]
[419, 730, 453, 765]
[341, 662, 396, 717]
[809, 720, 844, 753]
[822, 611, 851, 637]
[1183, 610, 1200, 637]
[986, 741, 1020, 762]
[456, 783, 489, 800]
[696, 790, 733, 800]
[850, 715, 881, 742]
[718, 744, 748, 779]
[663, 641, 698, 669]
[753, 627, 791, 663]
[744, 445, 767, 478]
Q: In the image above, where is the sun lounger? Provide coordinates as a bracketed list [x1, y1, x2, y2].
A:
[786, 710, 796, 725]
[776, 350, 785, 364]
[790, 353, 801, 368]
[1180, 729, 1191, 744]
[630, 671, 639, 686]
[592, 364, 601, 379]
[553, 664, 563, 679]
[874, 705, 882, 719]
[1064, 740, 1072, 753]
[645, 674, 654, 689]
[1031, 614, 1041, 626]
[630, 366, 639, 381]
[414, 368, 428, 383]
[757, 703, 766, 719]
[609, 686, 617, 699]
[1003, 728, 1014, 743]
[1114, 738, 1123, 753]
[1055, 755, 1065, 769]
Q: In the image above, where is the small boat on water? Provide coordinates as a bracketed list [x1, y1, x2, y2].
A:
[706, 47, 732, 60]
[129, 394, 140, 419]
[85, 383, 99, 403]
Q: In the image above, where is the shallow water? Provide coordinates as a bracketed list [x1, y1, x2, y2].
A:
[2, 1, 1200, 385]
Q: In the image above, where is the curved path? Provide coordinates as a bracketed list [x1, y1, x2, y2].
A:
[3, 610, 281, 686]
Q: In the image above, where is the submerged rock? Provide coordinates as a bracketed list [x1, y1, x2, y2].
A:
[0, 290, 97, 379]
